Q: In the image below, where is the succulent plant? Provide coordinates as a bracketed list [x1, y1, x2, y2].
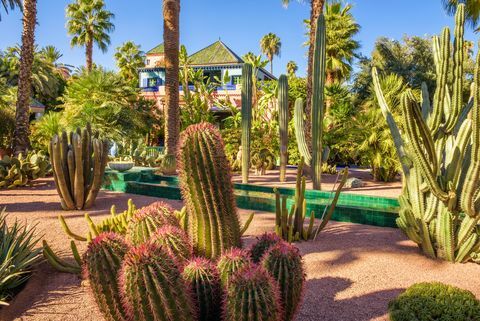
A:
[0, 151, 51, 189]
[119, 243, 195, 321]
[250, 232, 282, 263]
[161, 153, 177, 175]
[261, 242, 305, 321]
[83, 233, 129, 321]
[178, 123, 242, 258]
[150, 224, 193, 266]
[217, 248, 252, 287]
[182, 257, 222, 321]
[223, 265, 282, 321]
[241, 63, 253, 184]
[278, 74, 289, 182]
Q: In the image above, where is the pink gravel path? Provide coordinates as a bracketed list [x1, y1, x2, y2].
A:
[0, 178, 478, 321]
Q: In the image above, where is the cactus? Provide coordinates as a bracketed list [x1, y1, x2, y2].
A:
[150, 225, 193, 266]
[293, 98, 312, 166]
[217, 248, 252, 287]
[372, 4, 480, 263]
[275, 157, 348, 242]
[161, 153, 177, 175]
[182, 257, 222, 321]
[250, 232, 282, 263]
[223, 265, 282, 321]
[49, 124, 109, 210]
[178, 123, 242, 258]
[241, 63, 253, 184]
[119, 243, 195, 321]
[278, 74, 289, 182]
[261, 242, 305, 321]
[126, 201, 180, 245]
[83, 233, 129, 321]
[0, 152, 51, 189]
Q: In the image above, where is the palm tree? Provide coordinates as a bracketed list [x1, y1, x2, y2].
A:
[163, 0, 180, 160]
[39, 45, 72, 79]
[1, 0, 21, 20]
[13, 0, 37, 155]
[260, 33, 281, 74]
[443, 0, 480, 31]
[286, 60, 298, 77]
[114, 41, 145, 85]
[66, 0, 114, 72]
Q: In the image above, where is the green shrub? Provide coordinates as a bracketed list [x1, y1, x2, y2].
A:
[389, 282, 480, 321]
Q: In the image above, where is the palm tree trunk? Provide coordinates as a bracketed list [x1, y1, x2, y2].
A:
[163, 0, 180, 156]
[270, 58, 273, 74]
[86, 35, 93, 72]
[13, 0, 37, 156]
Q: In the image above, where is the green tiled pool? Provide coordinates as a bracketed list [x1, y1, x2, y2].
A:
[103, 167, 400, 228]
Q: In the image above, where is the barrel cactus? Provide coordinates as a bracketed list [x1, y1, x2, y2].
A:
[223, 265, 282, 321]
[83, 233, 129, 321]
[261, 242, 305, 321]
[278, 74, 289, 182]
[119, 243, 195, 321]
[178, 123, 242, 258]
[150, 225, 193, 266]
[182, 257, 222, 321]
[250, 232, 282, 263]
[372, 4, 480, 263]
[49, 123, 109, 210]
[217, 248, 252, 287]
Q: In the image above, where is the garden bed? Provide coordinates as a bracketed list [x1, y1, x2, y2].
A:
[0, 177, 479, 321]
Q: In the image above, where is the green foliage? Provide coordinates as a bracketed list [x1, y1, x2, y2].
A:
[388, 282, 480, 321]
[260, 33, 281, 73]
[0, 209, 41, 305]
[114, 41, 145, 85]
[31, 112, 63, 152]
[0, 152, 51, 189]
[0, 80, 15, 149]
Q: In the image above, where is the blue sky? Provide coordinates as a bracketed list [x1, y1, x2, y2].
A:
[0, 0, 477, 77]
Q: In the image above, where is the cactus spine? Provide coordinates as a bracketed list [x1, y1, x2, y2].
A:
[241, 63, 253, 184]
[49, 123, 109, 210]
[83, 233, 129, 321]
[178, 123, 242, 259]
[261, 242, 305, 321]
[250, 232, 282, 263]
[217, 248, 252, 287]
[278, 74, 289, 182]
[294, 98, 312, 166]
[119, 243, 195, 321]
[150, 225, 193, 266]
[372, 4, 480, 263]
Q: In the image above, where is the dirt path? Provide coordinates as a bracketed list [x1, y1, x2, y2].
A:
[0, 178, 478, 321]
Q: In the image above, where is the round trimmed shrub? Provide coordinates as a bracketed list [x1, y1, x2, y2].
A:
[388, 282, 480, 321]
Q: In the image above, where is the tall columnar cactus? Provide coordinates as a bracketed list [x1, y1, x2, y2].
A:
[217, 248, 252, 287]
[250, 232, 282, 263]
[223, 265, 282, 321]
[49, 123, 109, 210]
[294, 98, 312, 166]
[178, 123, 242, 259]
[261, 242, 305, 321]
[182, 258, 222, 321]
[278, 74, 289, 182]
[311, 13, 327, 190]
[83, 233, 129, 321]
[241, 63, 253, 184]
[373, 4, 480, 263]
[119, 243, 195, 321]
[150, 225, 193, 266]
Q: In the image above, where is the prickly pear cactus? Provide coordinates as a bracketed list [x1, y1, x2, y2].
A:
[0, 151, 51, 189]
[372, 4, 480, 263]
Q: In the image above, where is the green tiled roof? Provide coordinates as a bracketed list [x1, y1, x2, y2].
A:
[147, 43, 164, 54]
[189, 40, 243, 65]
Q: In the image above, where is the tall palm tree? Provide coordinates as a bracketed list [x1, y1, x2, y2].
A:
[443, 0, 480, 31]
[1, 0, 21, 20]
[39, 45, 72, 79]
[260, 33, 281, 74]
[114, 41, 145, 85]
[163, 0, 180, 160]
[66, 0, 114, 72]
[13, 0, 37, 155]
[286, 60, 298, 77]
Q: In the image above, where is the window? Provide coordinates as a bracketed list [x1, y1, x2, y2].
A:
[232, 75, 242, 85]
[146, 59, 150, 65]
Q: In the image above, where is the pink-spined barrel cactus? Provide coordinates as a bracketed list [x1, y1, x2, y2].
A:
[150, 224, 193, 266]
[217, 248, 252, 287]
[250, 232, 282, 263]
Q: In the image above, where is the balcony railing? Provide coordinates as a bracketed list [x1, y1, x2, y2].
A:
[141, 84, 238, 92]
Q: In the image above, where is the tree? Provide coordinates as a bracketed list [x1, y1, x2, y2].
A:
[260, 33, 281, 74]
[66, 0, 114, 72]
[13, 0, 37, 155]
[286, 60, 298, 77]
[1, 0, 21, 20]
[443, 0, 480, 31]
[163, 0, 180, 159]
[114, 41, 145, 85]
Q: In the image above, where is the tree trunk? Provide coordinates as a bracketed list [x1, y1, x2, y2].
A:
[305, 0, 325, 146]
[325, 70, 335, 115]
[163, 0, 180, 156]
[13, 0, 37, 156]
[86, 36, 93, 72]
[270, 59, 273, 74]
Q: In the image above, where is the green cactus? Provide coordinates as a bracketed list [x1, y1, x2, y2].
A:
[372, 4, 480, 263]
[0, 151, 51, 189]
[249, 232, 282, 263]
[150, 225, 193, 266]
[49, 124, 109, 210]
[261, 242, 305, 321]
[119, 243, 195, 321]
[278, 74, 289, 182]
[217, 248, 252, 287]
[293, 98, 312, 166]
[241, 63, 253, 184]
[161, 153, 177, 175]
[182, 257, 222, 321]
[178, 123, 242, 259]
[223, 265, 282, 321]
[83, 233, 129, 321]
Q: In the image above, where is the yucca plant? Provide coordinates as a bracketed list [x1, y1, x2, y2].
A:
[0, 209, 41, 305]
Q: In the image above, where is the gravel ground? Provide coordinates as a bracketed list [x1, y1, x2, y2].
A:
[0, 178, 478, 321]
